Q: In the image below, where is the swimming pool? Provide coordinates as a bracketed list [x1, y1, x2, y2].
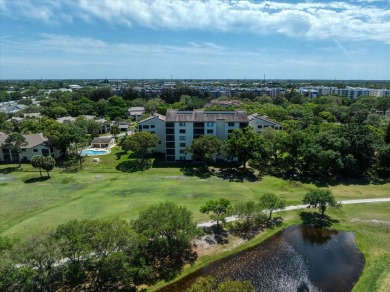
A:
[80, 149, 109, 156]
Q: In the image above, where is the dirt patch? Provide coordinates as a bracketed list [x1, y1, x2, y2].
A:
[350, 218, 390, 225]
[0, 175, 16, 181]
[193, 235, 245, 257]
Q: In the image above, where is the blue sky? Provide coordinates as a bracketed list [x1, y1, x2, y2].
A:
[1, 0, 389, 80]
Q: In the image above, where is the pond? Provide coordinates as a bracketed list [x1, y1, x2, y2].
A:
[160, 225, 365, 292]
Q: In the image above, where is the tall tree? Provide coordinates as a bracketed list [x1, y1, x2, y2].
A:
[302, 188, 340, 217]
[185, 135, 222, 168]
[259, 193, 286, 224]
[376, 96, 390, 115]
[2, 133, 28, 167]
[234, 200, 263, 227]
[12, 232, 61, 291]
[121, 132, 159, 165]
[200, 198, 232, 227]
[224, 127, 269, 169]
[110, 125, 120, 138]
[41, 156, 56, 177]
[132, 202, 198, 282]
[385, 122, 390, 144]
[31, 155, 44, 178]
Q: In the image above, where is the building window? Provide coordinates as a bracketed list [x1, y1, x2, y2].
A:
[151, 131, 155, 134]
[228, 122, 234, 127]
[33, 149, 38, 152]
[179, 122, 186, 126]
[179, 136, 186, 140]
[143, 125, 149, 129]
[180, 143, 186, 147]
[207, 129, 213, 134]
[179, 129, 186, 134]
[180, 156, 186, 161]
[257, 125, 263, 129]
[180, 150, 185, 154]
[151, 125, 155, 128]
[228, 129, 233, 133]
[207, 122, 214, 127]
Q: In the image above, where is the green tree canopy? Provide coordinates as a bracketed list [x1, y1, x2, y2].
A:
[132, 202, 199, 282]
[185, 135, 222, 167]
[2, 132, 28, 167]
[41, 156, 55, 177]
[121, 132, 159, 164]
[31, 155, 45, 178]
[302, 188, 340, 217]
[224, 127, 270, 169]
[200, 198, 232, 227]
[259, 193, 286, 224]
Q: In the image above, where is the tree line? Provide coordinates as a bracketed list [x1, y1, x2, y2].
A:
[181, 123, 390, 178]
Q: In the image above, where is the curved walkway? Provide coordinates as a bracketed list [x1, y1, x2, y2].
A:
[198, 198, 390, 227]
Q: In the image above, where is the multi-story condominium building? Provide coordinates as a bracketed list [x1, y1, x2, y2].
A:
[138, 110, 282, 162]
[369, 89, 390, 97]
[137, 113, 166, 154]
[299, 86, 387, 99]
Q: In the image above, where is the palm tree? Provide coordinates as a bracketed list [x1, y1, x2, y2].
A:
[110, 125, 120, 138]
[31, 155, 44, 178]
[41, 156, 56, 177]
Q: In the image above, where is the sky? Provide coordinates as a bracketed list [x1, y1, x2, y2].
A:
[0, 0, 390, 80]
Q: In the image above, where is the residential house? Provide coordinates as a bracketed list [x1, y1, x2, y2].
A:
[90, 137, 115, 149]
[128, 107, 145, 121]
[0, 133, 61, 163]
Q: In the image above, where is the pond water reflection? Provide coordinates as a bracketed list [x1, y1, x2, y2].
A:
[160, 225, 365, 292]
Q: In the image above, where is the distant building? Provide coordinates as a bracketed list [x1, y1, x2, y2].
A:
[248, 113, 283, 132]
[205, 100, 243, 108]
[0, 103, 27, 114]
[299, 86, 387, 99]
[128, 107, 145, 120]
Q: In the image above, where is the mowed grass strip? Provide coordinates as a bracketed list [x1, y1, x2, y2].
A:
[1, 148, 389, 239]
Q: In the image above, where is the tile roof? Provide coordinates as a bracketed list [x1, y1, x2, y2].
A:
[0, 133, 48, 148]
[166, 110, 248, 123]
[138, 113, 166, 124]
[91, 137, 115, 143]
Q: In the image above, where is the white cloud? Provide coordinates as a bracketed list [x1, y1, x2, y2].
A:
[1, 0, 390, 43]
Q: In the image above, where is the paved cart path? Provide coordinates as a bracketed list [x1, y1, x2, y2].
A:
[198, 198, 390, 227]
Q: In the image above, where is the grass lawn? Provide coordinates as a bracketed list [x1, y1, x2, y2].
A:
[0, 147, 389, 290]
[1, 147, 389, 239]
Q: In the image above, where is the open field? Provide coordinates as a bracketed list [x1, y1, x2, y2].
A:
[1, 147, 389, 239]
